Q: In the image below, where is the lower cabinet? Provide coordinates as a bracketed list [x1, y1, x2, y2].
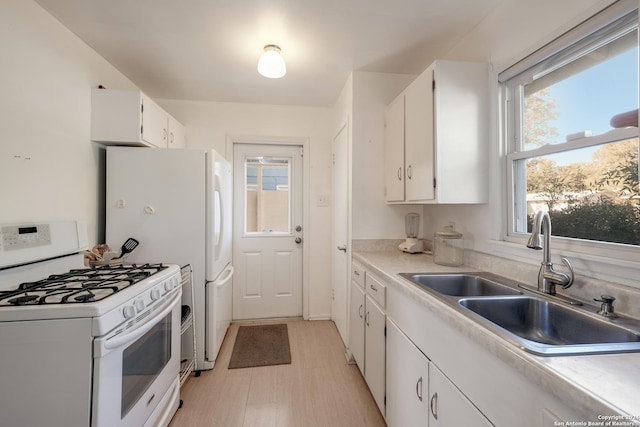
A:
[386, 319, 429, 427]
[428, 362, 491, 426]
[364, 294, 386, 414]
[349, 263, 386, 416]
[386, 319, 491, 427]
[349, 281, 366, 376]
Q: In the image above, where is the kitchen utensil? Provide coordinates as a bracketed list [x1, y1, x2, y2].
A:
[101, 251, 118, 262]
[119, 238, 139, 258]
[399, 213, 423, 253]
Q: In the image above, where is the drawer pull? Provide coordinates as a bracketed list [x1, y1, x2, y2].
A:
[369, 284, 378, 292]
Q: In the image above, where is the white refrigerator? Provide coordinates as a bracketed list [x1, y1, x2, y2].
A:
[106, 146, 233, 371]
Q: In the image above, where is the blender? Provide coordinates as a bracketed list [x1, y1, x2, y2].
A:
[398, 212, 423, 253]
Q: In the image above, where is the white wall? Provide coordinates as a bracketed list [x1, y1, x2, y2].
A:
[158, 99, 334, 319]
[0, 0, 137, 245]
[347, 72, 417, 239]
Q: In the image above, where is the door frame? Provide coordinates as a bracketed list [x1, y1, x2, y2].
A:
[227, 134, 310, 320]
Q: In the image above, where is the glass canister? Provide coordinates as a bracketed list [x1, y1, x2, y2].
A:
[433, 225, 464, 266]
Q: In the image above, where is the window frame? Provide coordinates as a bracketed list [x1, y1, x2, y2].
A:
[500, 1, 639, 265]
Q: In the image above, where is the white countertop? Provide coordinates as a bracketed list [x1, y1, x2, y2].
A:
[353, 250, 640, 423]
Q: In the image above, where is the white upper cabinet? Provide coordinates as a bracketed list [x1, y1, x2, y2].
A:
[384, 94, 406, 202]
[384, 60, 489, 204]
[91, 88, 186, 148]
[167, 115, 186, 149]
[404, 69, 435, 202]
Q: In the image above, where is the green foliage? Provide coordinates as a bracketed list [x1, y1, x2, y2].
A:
[529, 198, 640, 245]
[595, 147, 640, 198]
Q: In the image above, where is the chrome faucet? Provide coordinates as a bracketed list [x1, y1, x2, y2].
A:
[526, 210, 574, 295]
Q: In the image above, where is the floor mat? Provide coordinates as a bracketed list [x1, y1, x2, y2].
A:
[228, 324, 292, 369]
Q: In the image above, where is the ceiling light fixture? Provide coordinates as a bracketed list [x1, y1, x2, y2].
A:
[257, 44, 286, 78]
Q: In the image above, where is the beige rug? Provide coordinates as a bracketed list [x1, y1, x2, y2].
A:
[228, 324, 292, 369]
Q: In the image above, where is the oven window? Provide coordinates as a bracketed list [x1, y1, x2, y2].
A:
[121, 311, 172, 418]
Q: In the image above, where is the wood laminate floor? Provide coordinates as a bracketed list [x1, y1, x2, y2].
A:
[169, 319, 386, 427]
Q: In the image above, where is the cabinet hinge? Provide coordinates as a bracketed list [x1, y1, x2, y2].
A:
[384, 395, 386, 406]
[433, 178, 437, 188]
[384, 326, 387, 337]
[432, 79, 435, 91]
[300, 147, 304, 157]
[140, 125, 143, 136]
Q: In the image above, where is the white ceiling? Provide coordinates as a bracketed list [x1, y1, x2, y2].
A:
[34, 0, 501, 107]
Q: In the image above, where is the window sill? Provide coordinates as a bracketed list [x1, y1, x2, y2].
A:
[477, 238, 640, 290]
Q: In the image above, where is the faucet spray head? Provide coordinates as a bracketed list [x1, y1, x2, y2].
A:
[527, 231, 543, 250]
[527, 210, 547, 250]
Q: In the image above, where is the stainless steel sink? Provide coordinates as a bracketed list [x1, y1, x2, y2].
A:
[400, 273, 523, 297]
[459, 296, 640, 356]
[398, 271, 640, 356]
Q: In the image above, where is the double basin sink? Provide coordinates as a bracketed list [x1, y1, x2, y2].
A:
[399, 272, 640, 356]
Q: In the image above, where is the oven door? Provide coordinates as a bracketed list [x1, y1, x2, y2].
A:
[92, 291, 181, 427]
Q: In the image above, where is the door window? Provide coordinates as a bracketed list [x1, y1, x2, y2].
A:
[244, 157, 291, 235]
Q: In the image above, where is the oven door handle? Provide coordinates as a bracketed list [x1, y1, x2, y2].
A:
[103, 291, 180, 351]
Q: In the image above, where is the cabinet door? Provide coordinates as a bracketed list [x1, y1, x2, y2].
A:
[431, 60, 489, 203]
[349, 281, 365, 376]
[428, 362, 491, 426]
[168, 115, 187, 148]
[141, 94, 168, 148]
[404, 66, 435, 202]
[365, 296, 386, 416]
[385, 94, 405, 202]
[386, 319, 429, 427]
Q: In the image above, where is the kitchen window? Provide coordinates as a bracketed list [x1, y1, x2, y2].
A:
[501, 2, 639, 261]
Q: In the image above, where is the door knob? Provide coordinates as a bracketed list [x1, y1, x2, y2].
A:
[337, 245, 347, 252]
[295, 237, 302, 244]
[295, 225, 302, 232]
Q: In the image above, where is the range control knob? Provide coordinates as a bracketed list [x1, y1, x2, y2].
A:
[134, 299, 145, 312]
[164, 281, 173, 292]
[123, 305, 136, 319]
[150, 289, 161, 301]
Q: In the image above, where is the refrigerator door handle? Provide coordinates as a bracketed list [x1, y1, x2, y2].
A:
[216, 265, 234, 287]
[213, 175, 224, 261]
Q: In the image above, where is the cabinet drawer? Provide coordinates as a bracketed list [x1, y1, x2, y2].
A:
[365, 273, 386, 308]
[352, 261, 365, 287]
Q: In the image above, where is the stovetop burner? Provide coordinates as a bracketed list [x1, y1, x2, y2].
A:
[0, 264, 167, 306]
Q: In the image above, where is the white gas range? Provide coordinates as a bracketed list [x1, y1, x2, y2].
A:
[0, 220, 182, 427]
